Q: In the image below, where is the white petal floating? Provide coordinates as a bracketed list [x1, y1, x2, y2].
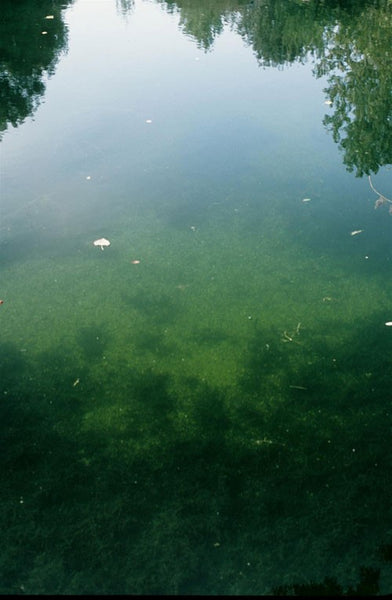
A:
[93, 238, 110, 250]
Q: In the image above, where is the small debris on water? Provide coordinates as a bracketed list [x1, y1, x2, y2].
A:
[131, 259, 140, 264]
[93, 238, 110, 250]
[350, 229, 363, 236]
[324, 100, 333, 105]
[73, 378, 80, 387]
[302, 198, 311, 202]
[385, 322, 392, 326]
[86, 175, 91, 180]
[45, 15, 55, 19]
[281, 322, 301, 344]
[145, 119, 152, 124]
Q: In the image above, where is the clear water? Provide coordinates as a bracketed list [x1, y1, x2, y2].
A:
[1, 0, 392, 594]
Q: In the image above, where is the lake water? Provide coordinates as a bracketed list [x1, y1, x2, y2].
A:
[1, 0, 392, 594]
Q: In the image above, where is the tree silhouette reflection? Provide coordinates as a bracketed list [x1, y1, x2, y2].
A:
[0, 0, 74, 137]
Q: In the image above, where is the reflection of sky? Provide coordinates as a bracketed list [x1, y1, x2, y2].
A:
[1, 0, 367, 234]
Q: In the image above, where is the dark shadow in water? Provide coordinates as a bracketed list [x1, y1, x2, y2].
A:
[273, 565, 380, 596]
[132, 330, 178, 357]
[121, 289, 182, 325]
[190, 327, 231, 346]
[0, 227, 94, 270]
[1, 313, 392, 594]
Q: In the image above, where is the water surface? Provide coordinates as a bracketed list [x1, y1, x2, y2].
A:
[1, 0, 392, 594]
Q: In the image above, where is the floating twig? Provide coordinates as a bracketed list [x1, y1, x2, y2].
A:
[368, 175, 392, 213]
[281, 323, 302, 344]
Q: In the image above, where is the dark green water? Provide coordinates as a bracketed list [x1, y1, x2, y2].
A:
[1, 0, 392, 594]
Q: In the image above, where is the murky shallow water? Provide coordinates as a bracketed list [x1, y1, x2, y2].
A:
[1, 0, 392, 594]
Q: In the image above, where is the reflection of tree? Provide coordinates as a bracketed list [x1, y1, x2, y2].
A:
[239, 0, 392, 176]
[237, 0, 326, 68]
[158, 0, 248, 51]
[116, 0, 134, 18]
[3, 0, 389, 175]
[316, 1, 392, 176]
[154, 0, 391, 177]
[156, 0, 374, 63]
[0, 0, 73, 138]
